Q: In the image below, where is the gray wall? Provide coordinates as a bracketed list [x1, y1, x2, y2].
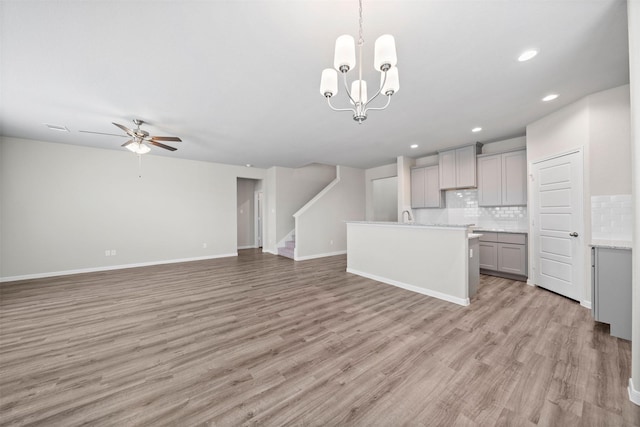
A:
[0, 137, 266, 279]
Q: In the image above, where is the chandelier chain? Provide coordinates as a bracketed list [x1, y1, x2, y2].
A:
[358, 0, 364, 46]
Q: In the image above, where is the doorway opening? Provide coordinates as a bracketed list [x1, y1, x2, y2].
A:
[237, 178, 263, 250]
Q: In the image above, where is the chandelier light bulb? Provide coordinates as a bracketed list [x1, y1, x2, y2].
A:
[334, 35, 356, 73]
[374, 35, 397, 71]
[320, 68, 338, 97]
[380, 66, 399, 95]
[350, 80, 368, 104]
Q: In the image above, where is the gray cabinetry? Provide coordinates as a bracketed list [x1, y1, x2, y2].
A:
[478, 232, 527, 279]
[591, 246, 631, 340]
[438, 144, 480, 189]
[411, 165, 444, 208]
[477, 149, 527, 206]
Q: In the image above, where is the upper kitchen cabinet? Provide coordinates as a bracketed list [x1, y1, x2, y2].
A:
[411, 165, 444, 208]
[477, 149, 527, 206]
[438, 143, 482, 189]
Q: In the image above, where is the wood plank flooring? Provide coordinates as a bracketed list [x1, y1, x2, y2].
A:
[1, 249, 638, 426]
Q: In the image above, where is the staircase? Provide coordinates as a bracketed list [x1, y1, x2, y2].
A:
[278, 236, 295, 259]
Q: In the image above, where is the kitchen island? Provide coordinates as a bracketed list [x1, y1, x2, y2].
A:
[346, 221, 478, 306]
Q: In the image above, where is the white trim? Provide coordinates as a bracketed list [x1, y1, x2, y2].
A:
[293, 166, 341, 218]
[526, 279, 535, 287]
[262, 248, 279, 255]
[295, 250, 347, 261]
[580, 300, 592, 309]
[629, 378, 640, 406]
[237, 245, 258, 250]
[531, 147, 583, 165]
[0, 253, 238, 283]
[346, 267, 470, 307]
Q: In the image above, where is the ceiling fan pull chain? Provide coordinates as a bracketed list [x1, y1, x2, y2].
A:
[138, 153, 143, 178]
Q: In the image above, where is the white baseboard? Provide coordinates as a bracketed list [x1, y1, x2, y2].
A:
[346, 268, 470, 307]
[295, 250, 347, 261]
[580, 300, 592, 310]
[630, 378, 640, 406]
[0, 253, 238, 283]
[262, 248, 278, 255]
[526, 279, 535, 286]
[237, 245, 258, 250]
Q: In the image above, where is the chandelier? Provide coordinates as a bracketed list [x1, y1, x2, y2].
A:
[319, 0, 399, 124]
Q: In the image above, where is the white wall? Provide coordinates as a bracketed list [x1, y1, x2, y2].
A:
[397, 156, 415, 219]
[295, 166, 365, 259]
[364, 162, 397, 220]
[273, 164, 336, 245]
[589, 86, 632, 195]
[627, 0, 640, 406]
[526, 85, 631, 306]
[0, 137, 266, 280]
[372, 176, 398, 221]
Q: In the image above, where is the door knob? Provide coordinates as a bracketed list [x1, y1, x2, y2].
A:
[569, 232, 579, 237]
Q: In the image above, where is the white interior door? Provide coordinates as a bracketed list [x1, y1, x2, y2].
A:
[532, 151, 584, 301]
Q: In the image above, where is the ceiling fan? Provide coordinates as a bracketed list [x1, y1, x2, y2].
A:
[80, 119, 181, 154]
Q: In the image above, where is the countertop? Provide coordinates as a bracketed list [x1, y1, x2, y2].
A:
[472, 227, 528, 234]
[590, 239, 632, 250]
[347, 221, 473, 230]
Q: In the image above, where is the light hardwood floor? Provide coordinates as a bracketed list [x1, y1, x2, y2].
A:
[1, 249, 639, 426]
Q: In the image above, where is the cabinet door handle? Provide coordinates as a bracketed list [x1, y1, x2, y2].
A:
[569, 232, 579, 237]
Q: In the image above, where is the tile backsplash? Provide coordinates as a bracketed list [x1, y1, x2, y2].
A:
[591, 194, 632, 241]
[413, 189, 528, 230]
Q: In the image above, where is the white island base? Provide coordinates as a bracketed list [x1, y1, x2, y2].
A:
[346, 222, 477, 306]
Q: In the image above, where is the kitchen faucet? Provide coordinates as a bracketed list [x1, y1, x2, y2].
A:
[402, 210, 413, 223]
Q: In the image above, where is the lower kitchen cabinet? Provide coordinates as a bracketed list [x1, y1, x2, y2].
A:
[591, 246, 631, 340]
[478, 232, 527, 279]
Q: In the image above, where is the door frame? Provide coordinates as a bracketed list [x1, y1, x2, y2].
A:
[530, 147, 587, 305]
[254, 190, 263, 248]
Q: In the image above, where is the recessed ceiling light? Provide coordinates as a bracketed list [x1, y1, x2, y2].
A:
[472, 127, 482, 133]
[542, 94, 559, 102]
[44, 123, 69, 132]
[245, 163, 252, 167]
[518, 50, 538, 62]
[410, 144, 418, 149]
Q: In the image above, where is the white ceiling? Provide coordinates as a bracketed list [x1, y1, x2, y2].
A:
[0, 0, 630, 169]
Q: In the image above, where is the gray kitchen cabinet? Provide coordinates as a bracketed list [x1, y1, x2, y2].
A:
[411, 165, 444, 208]
[591, 246, 631, 340]
[478, 232, 527, 279]
[477, 149, 527, 206]
[438, 144, 480, 189]
[479, 241, 498, 270]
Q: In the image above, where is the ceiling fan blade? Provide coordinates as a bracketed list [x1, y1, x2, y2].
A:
[121, 139, 134, 147]
[79, 130, 128, 137]
[151, 136, 182, 142]
[112, 122, 136, 137]
[149, 141, 177, 151]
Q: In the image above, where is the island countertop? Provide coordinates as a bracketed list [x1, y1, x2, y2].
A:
[347, 221, 473, 230]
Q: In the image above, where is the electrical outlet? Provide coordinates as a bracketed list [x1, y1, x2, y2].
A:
[105, 250, 110, 256]
[330, 240, 334, 245]
[202, 243, 207, 249]
[110, 249, 116, 256]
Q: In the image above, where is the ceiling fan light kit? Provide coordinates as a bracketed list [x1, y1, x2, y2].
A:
[319, 0, 399, 124]
[81, 119, 181, 154]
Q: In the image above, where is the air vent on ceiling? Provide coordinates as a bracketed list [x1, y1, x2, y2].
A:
[44, 123, 69, 132]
